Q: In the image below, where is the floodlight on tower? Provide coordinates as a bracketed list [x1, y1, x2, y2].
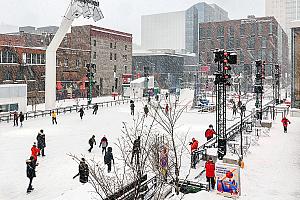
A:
[45, 0, 104, 109]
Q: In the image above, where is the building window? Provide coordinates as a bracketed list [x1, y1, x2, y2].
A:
[93, 39, 96, 46]
[207, 52, 211, 63]
[269, 23, 273, 34]
[110, 53, 113, 60]
[123, 55, 127, 61]
[217, 26, 224, 38]
[261, 36, 267, 48]
[220, 38, 224, 49]
[258, 23, 263, 35]
[114, 53, 117, 60]
[236, 38, 240, 48]
[93, 52, 96, 59]
[210, 40, 214, 50]
[37, 54, 41, 64]
[247, 36, 255, 49]
[199, 28, 205, 40]
[124, 65, 128, 73]
[240, 24, 245, 36]
[207, 28, 212, 39]
[227, 38, 234, 50]
[251, 24, 256, 35]
[76, 59, 80, 68]
[64, 59, 68, 67]
[4, 71, 11, 80]
[114, 42, 117, 49]
[114, 65, 117, 73]
[110, 42, 113, 48]
[268, 50, 273, 62]
[125, 45, 127, 50]
[32, 54, 37, 64]
[41, 54, 45, 64]
[229, 26, 234, 37]
[239, 50, 244, 63]
[84, 60, 87, 67]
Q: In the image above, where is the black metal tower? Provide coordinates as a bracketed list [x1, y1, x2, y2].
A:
[254, 60, 264, 121]
[213, 49, 237, 160]
[274, 64, 280, 105]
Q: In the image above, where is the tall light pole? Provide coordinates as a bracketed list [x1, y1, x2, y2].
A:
[45, 0, 104, 109]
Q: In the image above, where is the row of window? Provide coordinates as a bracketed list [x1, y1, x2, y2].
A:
[25, 53, 46, 65]
[200, 49, 274, 64]
[200, 23, 274, 40]
[92, 39, 128, 51]
[0, 51, 18, 64]
[200, 36, 270, 51]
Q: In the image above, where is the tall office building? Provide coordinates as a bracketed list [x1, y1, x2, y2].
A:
[141, 2, 228, 54]
[266, 0, 300, 31]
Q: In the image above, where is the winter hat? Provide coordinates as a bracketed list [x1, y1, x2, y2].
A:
[208, 156, 213, 161]
[81, 158, 85, 162]
[192, 138, 195, 141]
[209, 124, 213, 128]
[33, 142, 36, 146]
[40, 129, 44, 133]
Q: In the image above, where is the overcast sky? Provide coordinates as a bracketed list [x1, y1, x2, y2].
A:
[0, 0, 265, 44]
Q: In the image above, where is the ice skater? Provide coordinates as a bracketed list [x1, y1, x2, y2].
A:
[104, 147, 114, 173]
[88, 135, 96, 153]
[51, 111, 57, 124]
[13, 111, 19, 126]
[26, 156, 38, 193]
[130, 136, 141, 164]
[31, 142, 40, 166]
[232, 103, 237, 116]
[130, 101, 135, 116]
[19, 112, 24, 127]
[189, 138, 199, 169]
[36, 130, 46, 156]
[73, 158, 89, 183]
[144, 105, 149, 117]
[92, 104, 98, 115]
[281, 116, 291, 133]
[99, 135, 108, 154]
[79, 107, 84, 120]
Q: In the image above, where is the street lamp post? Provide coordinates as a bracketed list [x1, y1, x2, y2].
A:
[240, 104, 246, 159]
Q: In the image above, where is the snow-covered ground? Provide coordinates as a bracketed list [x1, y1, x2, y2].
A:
[1, 89, 299, 200]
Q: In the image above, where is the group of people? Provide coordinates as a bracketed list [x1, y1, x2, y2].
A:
[87, 135, 115, 173]
[26, 129, 46, 193]
[13, 111, 25, 127]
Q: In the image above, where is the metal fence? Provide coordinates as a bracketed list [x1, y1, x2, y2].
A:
[193, 99, 276, 157]
[0, 98, 145, 124]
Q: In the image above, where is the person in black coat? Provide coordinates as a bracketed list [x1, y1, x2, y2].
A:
[36, 130, 46, 156]
[79, 107, 84, 120]
[88, 135, 96, 152]
[92, 104, 99, 115]
[13, 111, 19, 126]
[130, 101, 135, 116]
[19, 112, 25, 127]
[144, 105, 149, 117]
[26, 156, 37, 193]
[73, 158, 89, 183]
[130, 136, 141, 164]
[104, 147, 114, 173]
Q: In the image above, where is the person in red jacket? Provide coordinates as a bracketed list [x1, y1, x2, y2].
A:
[205, 157, 215, 191]
[31, 143, 40, 165]
[165, 104, 169, 114]
[205, 124, 216, 141]
[189, 138, 199, 169]
[281, 117, 291, 133]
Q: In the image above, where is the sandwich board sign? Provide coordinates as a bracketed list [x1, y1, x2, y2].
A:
[215, 162, 241, 198]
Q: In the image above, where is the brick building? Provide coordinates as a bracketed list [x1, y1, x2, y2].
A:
[198, 16, 289, 93]
[0, 25, 132, 104]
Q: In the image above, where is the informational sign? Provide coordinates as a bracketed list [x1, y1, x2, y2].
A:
[215, 162, 240, 198]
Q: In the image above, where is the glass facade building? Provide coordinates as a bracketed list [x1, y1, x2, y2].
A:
[291, 26, 300, 108]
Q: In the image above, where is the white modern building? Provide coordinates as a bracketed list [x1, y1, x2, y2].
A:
[141, 2, 229, 54]
[0, 84, 27, 113]
[265, 0, 300, 47]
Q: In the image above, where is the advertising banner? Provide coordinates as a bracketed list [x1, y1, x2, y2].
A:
[215, 162, 240, 198]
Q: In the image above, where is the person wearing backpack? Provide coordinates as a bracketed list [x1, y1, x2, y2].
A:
[73, 158, 89, 183]
[99, 135, 108, 154]
[104, 147, 114, 173]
